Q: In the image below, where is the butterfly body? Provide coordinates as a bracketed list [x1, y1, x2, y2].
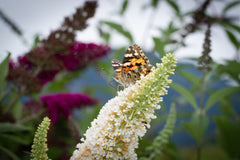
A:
[111, 44, 152, 87]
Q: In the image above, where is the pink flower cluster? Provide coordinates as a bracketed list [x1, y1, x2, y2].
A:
[40, 93, 97, 123]
[56, 42, 110, 70]
[8, 42, 110, 87]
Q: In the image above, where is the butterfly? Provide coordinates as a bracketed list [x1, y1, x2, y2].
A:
[111, 44, 153, 87]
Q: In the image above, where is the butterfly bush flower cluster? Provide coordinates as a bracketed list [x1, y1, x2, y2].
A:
[40, 93, 97, 123]
[56, 42, 110, 71]
[7, 42, 110, 93]
[71, 53, 177, 160]
[6, 1, 107, 94]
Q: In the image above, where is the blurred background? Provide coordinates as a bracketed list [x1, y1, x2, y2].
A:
[0, 0, 240, 160]
[1, 0, 239, 62]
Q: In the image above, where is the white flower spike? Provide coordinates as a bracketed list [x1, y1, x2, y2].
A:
[70, 53, 177, 160]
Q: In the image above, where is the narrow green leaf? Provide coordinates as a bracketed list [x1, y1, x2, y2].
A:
[153, 37, 166, 57]
[97, 27, 111, 43]
[33, 34, 40, 48]
[225, 29, 240, 50]
[179, 71, 199, 87]
[221, 22, 240, 34]
[166, 0, 180, 15]
[170, 83, 198, 110]
[0, 134, 29, 145]
[120, 0, 128, 15]
[218, 60, 240, 84]
[151, 0, 160, 8]
[223, 1, 240, 14]
[100, 21, 133, 43]
[0, 145, 20, 160]
[0, 123, 31, 133]
[205, 86, 240, 111]
[0, 53, 10, 93]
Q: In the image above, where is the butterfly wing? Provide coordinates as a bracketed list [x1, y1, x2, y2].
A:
[122, 44, 152, 77]
[111, 59, 124, 85]
[111, 44, 153, 87]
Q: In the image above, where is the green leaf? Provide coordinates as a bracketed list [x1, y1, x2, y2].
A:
[153, 37, 166, 57]
[83, 85, 115, 96]
[41, 70, 80, 93]
[225, 29, 240, 50]
[33, 34, 40, 48]
[219, 98, 236, 117]
[119, 0, 128, 15]
[97, 27, 111, 43]
[166, 0, 180, 15]
[179, 71, 199, 87]
[220, 22, 240, 34]
[151, 0, 160, 8]
[218, 60, 240, 84]
[0, 123, 31, 133]
[215, 116, 240, 158]
[170, 83, 198, 110]
[222, 1, 240, 14]
[184, 111, 209, 143]
[205, 86, 240, 111]
[11, 100, 22, 121]
[0, 145, 20, 160]
[0, 53, 10, 93]
[100, 21, 133, 43]
[0, 134, 29, 145]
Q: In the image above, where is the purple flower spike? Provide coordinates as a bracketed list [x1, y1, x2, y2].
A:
[40, 93, 97, 123]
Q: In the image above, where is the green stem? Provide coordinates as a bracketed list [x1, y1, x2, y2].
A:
[197, 71, 206, 160]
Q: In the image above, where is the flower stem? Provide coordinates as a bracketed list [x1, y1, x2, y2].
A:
[197, 71, 206, 160]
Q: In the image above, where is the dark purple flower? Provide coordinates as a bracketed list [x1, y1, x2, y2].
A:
[37, 70, 59, 85]
[40, 93, 97, 123]
[56, 42, 110, 70]
[8, 59, 16, 69]
[7, 41, 110, 93]
[18, 56, 33, 70]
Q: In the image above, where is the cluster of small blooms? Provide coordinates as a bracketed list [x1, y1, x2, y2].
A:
[7, 1, 106, 94]
[55, 42, 110, 71]
[40, 93, 97, 123]
[71, 53, 177, 160]
[7, 42, 110, 93]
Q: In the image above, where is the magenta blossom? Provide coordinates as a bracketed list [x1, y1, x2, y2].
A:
[37, 70, 59, 85]
[18, 56, 33, 70]
[55, 42, 110, 70]
[9, 42, 110, 88]
[40, 93, 97, 123]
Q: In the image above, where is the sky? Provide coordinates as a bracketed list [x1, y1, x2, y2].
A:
[0, 0, 239, 63]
